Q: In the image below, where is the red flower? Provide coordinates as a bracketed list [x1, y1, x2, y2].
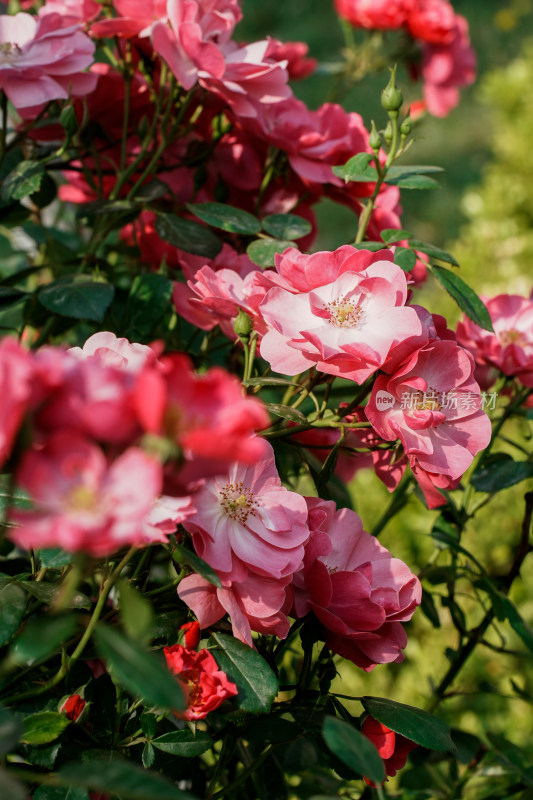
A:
[61, 694, 86, 721]
[180, 621, 201, 649]
[362, 716, 418, 785]
[164, 645, 238, 721]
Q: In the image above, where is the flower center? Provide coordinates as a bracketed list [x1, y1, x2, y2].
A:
[500, 328, 526, 347]
[327, 296, 363, 328]
[219, 480, 257, 524]
[66, 485, 98, 512]
[411, 385, 443, 412]
[0, 42, 22, 60]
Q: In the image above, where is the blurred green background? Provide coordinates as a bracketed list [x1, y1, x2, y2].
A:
[239, 0, 533, 787]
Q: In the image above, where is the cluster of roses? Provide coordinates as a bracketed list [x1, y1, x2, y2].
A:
[2, 0, 432, 269]
[335, 0, 476, 117]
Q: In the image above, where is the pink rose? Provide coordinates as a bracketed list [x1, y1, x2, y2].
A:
[164, 644, 237, 720]
[291, 498, 421, 670]
[421, 16, 476, 117]
[0, 12, 97, 110]
[456, 291, 533, 389]
[334, 0, 409, 30]
[258, 256, 423, 381]
[10, 432, 163, 556]
[406, 0, 456, 44]
[0, 338, 34, 469]
[362, 716, 418, 785]
[366, 339, 492, 507]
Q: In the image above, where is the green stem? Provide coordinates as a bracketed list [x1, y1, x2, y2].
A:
[211, 744, 273, 800]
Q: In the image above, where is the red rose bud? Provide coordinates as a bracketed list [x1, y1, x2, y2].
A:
[180, 620, 201, 649]
[61, 693, 86, 722]
[362, 716, 418, 785]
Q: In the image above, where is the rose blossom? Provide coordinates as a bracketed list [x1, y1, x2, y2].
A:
[68, 331, 155, 372]
[164, 644, 237, 720]
[366, 339, 492, 507]
[182, 443, 309, 582]
[9, 432, 163, 556]
[421, 16, 476, 117]
[334, 0, 409, 30]
[456, 291, 533, 389]
[0, 338, 34, 469]
[258, 256, 423, 381]
[362, 716, 418, 785]
[291, 498, 422, 670]
[178, 569, 292, 646]
[0, 12, 97, 110]
[406, 0, 456, 44]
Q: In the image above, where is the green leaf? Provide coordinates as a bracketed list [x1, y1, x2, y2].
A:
[385, 174, 439, 190]
[432, 266, 494, 331]
[1, 160, 45, 202]
[0, 707, 22, 756]
[381, 228, 413, 244]
[386, 165, 444, 177]
[94, 624, 186, 711]
[39, 548, 72, 568]
[151, 729, 213, 757]
[33, 786, 90, 800]
[21, 712, 71, 745]
[410, 240, 459, 267]
[142, 742, 155, 769]
[394, 247, 417, 272]
[499, 596, 533, 654]
[57, 759, 199, 800]
[19, 580, 90, 610]
[0, 768, 26, 800]
[140, 712, 157, 739]
[155, 212, 222, 258]
[246, 238, 295, 268]
[125, 274, 173, 339]
[0, 286, 28, 308]
[471, 455, 533, 493]
[118, 579, 155, 644]
[38, 277, 114, 322]
[174, 543, 222, 588]
[332, 153, 377, 182]
[0, 581, 26, 645]
[12, 614, 77, 664]
[209, 632, 278, 714]
[187, 202, 260, 235]
[322, 716, 385, 785]
[261, 213, 312, 240]
[361, 697, 454, 752]
[265, 403, 308, 424]
[352, 240, 388, 252]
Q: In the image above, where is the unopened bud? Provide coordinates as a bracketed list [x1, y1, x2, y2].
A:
[233, 308, 253, 339]
[400, 112, 412, 136]
[369, 121, 381, 152]
[381, 66, 403, 112]
[180, 621, 201, 649]
[383, 121, 393, 147]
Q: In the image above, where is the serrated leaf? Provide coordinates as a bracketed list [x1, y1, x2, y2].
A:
[0, 707, 22, 756]
[187, 202, 260, 235]
[94, 624, 186, 711]
[38, 278, 114, 322]
[410, 240, 459, 267]
[471, 456, 533, 493]
[174, 543, 221, 588]
[432, 266, 494, 331]
[386, 174, 439, 189]
[394, 247, 417, 272]
[381, 228, 413, 244]
[19, 580, 90, 609]
[246, 238, 295, 268]
[261, 213, 312, 240]
[1, 160, 45, 202]
[209, 632, 278, 714]
[352, 240, 388, 252]
[21, 712, 70, 745]
[151, 729, 212, 757]
[140, 712, 157, 739]
[33, 786, 90, 800]
[0, 581, 26, 645]
[499, 596, 533, 654]
[322, 716, 385, 785]
[12, 613, 76, 664]
[361, 697, 454, 752]
[332, 153, 377, 182]
[265, 403, 307, 424]
[118, 580, 155, 644]
[155, 212, 222, 258]
[57, 759, 199, 800]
